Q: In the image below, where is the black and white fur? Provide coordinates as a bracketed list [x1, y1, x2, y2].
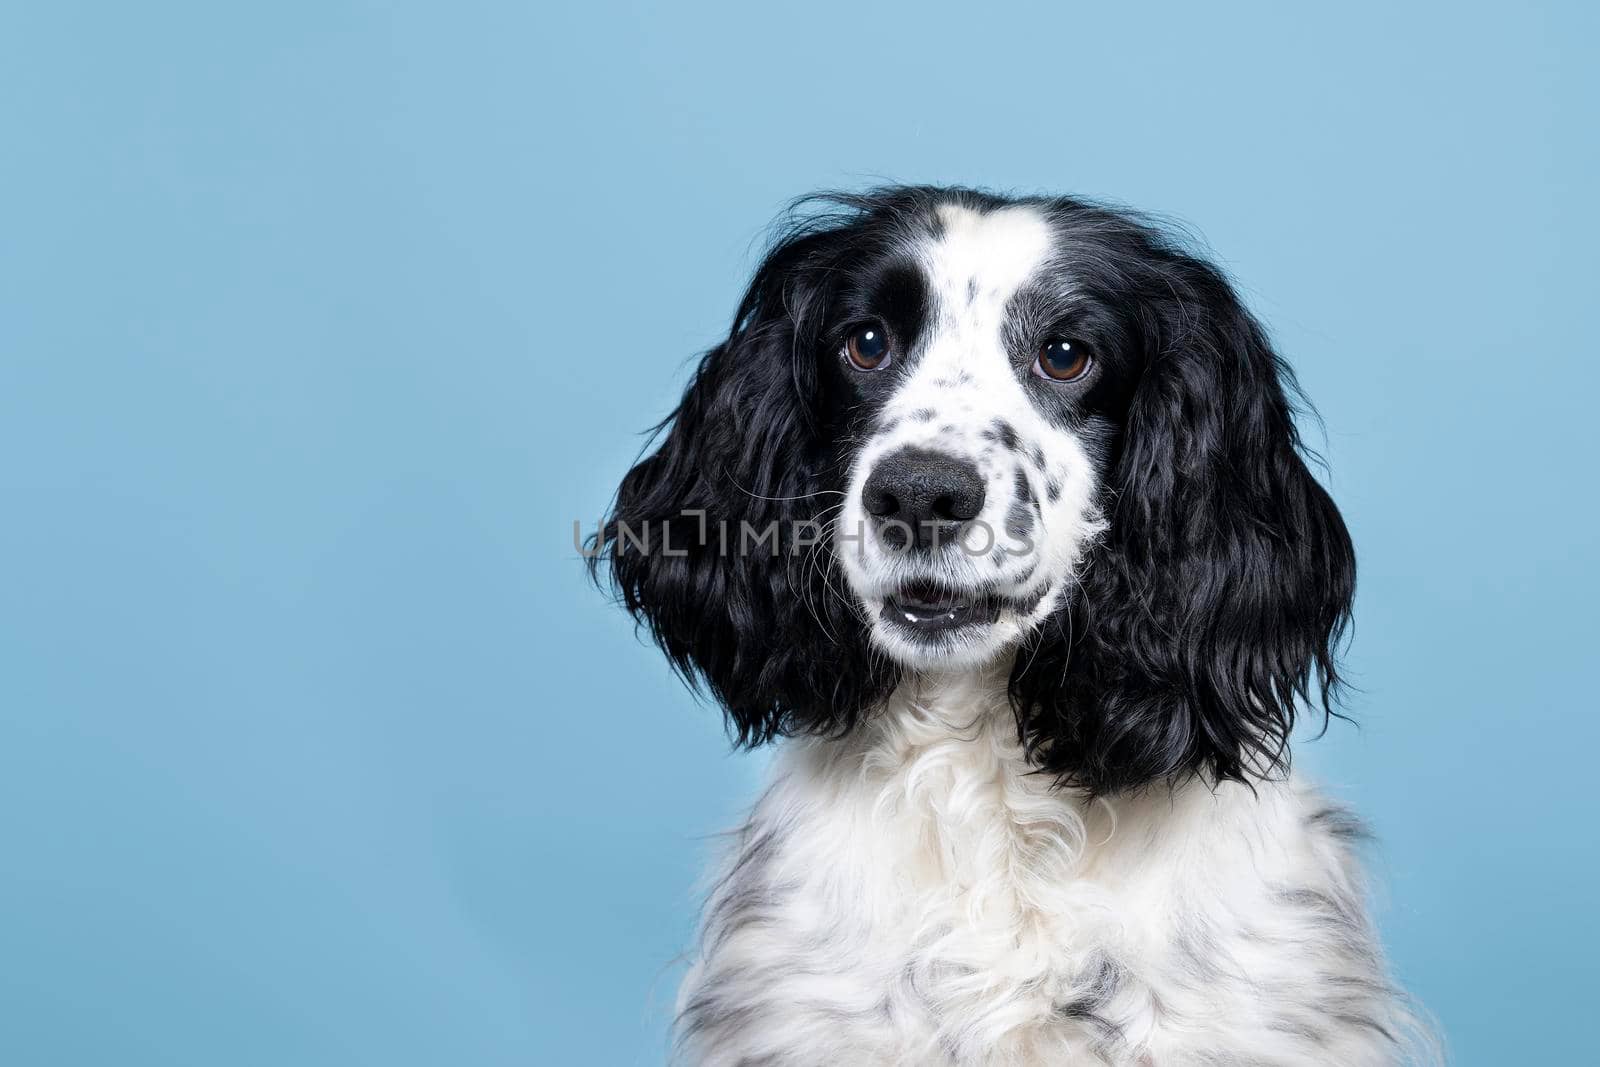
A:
[593, 187, 1428, 1065]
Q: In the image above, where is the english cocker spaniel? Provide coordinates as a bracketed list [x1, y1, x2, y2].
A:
[592, 186, 1426, 1065]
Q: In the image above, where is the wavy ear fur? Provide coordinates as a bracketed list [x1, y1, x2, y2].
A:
[590, 217, 898, 745]
[1012, 250, 1356, 794]
[596, 190, 1353, 794]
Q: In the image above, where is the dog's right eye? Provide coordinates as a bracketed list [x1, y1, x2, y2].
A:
[844, 325, 892, 371]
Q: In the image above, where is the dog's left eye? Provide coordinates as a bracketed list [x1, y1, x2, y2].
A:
[1035, 339, 1092, 382]
[844, 325, 892, 371]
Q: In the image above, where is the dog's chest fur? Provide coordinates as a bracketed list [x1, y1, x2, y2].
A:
[677, 673, 1408, 1066]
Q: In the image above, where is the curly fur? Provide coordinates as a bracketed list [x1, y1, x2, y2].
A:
[591, 186, 1427, 1064]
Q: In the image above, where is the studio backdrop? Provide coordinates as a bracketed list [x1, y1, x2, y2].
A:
[1, 1, 1594, 1064]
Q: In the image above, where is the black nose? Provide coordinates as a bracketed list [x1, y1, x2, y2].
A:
[862, 447, 987, 551]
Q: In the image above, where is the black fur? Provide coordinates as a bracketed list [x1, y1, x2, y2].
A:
[589, 202, 903, 745]
[1006, 198, 1356, 792]
[591, 186, 1355, 795]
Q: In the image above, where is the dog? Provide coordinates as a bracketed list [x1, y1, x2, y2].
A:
[592, 186, 1426, 1065]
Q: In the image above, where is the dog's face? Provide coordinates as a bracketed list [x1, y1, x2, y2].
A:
[595, 187, 1355, 794]
[831, 202, 1119, 670]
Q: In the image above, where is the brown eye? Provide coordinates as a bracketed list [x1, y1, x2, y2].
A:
[845, 324, 892, 370]
[1035, 339, 1091, 382]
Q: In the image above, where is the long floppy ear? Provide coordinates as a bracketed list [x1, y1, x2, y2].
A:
[1011, 254, 1356, 794]
[590, 223, 897, 745]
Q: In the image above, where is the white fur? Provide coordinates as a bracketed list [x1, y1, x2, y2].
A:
[677, 671, 1423, 1065]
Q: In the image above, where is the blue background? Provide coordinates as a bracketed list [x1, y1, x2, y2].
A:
[2, 1, 1593, 1063]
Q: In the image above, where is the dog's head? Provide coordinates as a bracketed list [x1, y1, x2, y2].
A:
[592, 187, 1354, 794]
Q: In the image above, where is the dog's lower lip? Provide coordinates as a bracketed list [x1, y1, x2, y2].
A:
[881, 583, 1000, 634]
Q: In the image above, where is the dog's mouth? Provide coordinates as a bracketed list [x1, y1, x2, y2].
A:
[880, 581, 1003, 637]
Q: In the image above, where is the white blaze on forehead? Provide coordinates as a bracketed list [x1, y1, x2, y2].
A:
[924, 202, 1053, 313]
